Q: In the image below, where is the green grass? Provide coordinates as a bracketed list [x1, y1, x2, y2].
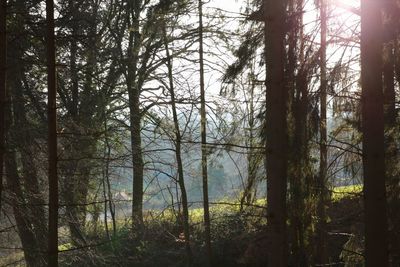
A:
[58, 242, 73, 252]
[331, 184, 362, 201]
[58, 185, 360, 256]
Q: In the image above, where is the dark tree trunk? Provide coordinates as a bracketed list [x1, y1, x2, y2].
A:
[290, 68, 309, 267]
[5, 150, 47, 267]
[0, 0, 5, 214]
[4, 1, 48, 262]
[59, 1, 100, 245]
[9, 53, 48, 252]
[128, 71, 144, 231]
[316, 0, 328, 264]
[361, 0, 388, 266]
[125, 1, 145, 232]
[382, 4, 399, 264]
[383, 43, 395, 127]
[199, 1, 212, 265]
[130, 94, 144, 229]
[264, 0, 288, 266]
[46, 0, 58, 265]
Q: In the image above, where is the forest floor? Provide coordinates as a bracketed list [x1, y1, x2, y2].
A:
[0, 185, 363, 267]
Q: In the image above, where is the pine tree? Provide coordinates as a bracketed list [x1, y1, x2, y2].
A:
[361, 0, 388, 265]
[264, 0, 289, 265]
[46, 0, 58, 265]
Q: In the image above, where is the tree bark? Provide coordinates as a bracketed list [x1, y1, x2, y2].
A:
[46, 0, 58, 265]
[361, 0, 388, 266]
[240, 80, 258, 210]
[199, 1, 212, 265]
[5, 151, 47, 267]
[264, 0, 288, 266]
[382, 4, 399, 265]
[0, 0, 5, 215]
[316, 0, 328, 264]
[4, 2, 48, 263]
[383, 43, 395, 127]
[125, 0, 145, 232]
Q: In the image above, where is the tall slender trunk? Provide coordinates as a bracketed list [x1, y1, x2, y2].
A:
[288, 4, 310, 264]
[382, 28, 396, 165]
[126, 1, 144, 231]
[69, 0, 78, 118]
[287, 2, 302, 262]
[383, 43, 395, 127]
[104, 117, 116, 238]
[291, 69, 309, 267]
[264, 0, 288, 266]
[199, 1, 212, 265]
[316, 0, 328, 264]
[360, 0, 388, 266]
[46, 0, 58, 265]
[382, 6, 399, 265]
[163, 26, 193, 265]
[130, 94, 144, 229]
[0, 0, 6, 214]
[63, 22, 86, 243]
[240, 81, 257, 210]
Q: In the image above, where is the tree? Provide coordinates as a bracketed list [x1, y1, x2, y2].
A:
[316, 0, 328, 264]
[114, 0, 183, 231]
[0, 0, 6, 214]
[4, 1, 48, 265]
[124, 0, 146, 231]
[360, 0, 388, 266]
[382, 3, 400, 264]
[264, 0, 288, 266]
[239, 70, 264, 210]
[286, 1, 315, 264]
[198, 0, 212, 265]
[163, 23, 193, 264]
[57, 0, 110, 245]
[46, 0, 58, 265]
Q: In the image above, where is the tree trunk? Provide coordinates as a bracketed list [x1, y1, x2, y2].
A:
[240, 80, 258, 210]
[290, 68, 309, 267]
[199, 0, 212, 265]
[316, 0, 328, 264]
[0, 0, 5, 215]
[4, 1, 48, 262]
[383, 43, 395, 127]
[130, 96, 144, 229]
[264, 0, 288, 266]
[59, 1, 100, 245]
[286, 5, 303, 263]
[5, 151, 47, 267]
[163, 26, 193, 265]
[46, 0, 58, 265]
[104, 117, 116, 238]
[382, 5, 399, 264]
[125, 1, 145, 232]
[361, 0, 388, 266]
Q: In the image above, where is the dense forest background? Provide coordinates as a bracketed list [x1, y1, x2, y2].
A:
[0, 0, 399, 266]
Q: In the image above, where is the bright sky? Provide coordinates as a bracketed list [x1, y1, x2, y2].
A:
[208, 0, 243, 13]
[194, 0, 362, 104]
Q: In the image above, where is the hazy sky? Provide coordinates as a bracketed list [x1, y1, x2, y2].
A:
[209, 0, 243, 13]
